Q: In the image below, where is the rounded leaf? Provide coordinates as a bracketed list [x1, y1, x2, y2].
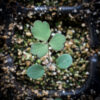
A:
[49, 34, 66, 51]
[30, 42, 48, 58]
[56, 54, 73, 69]
[26, 64, 45, 79]
[31, 20, 51, 41]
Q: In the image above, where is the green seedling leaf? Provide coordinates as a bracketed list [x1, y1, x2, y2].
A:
[31, 20, 51, 41]
[49, 34, 66, 51]
[26, 64, 45, 79]
[55, 98, 62, 100]
[30, 42, 48, 58]
[56, 54, 73, 69]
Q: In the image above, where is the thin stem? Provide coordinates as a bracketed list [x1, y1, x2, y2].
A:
[47, 44, 51, 67]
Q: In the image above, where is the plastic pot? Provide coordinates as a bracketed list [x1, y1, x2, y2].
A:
[0, 0, 100, 100]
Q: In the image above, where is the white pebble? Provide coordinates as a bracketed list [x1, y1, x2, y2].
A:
[66, 80, 69, 83]
[51, 33, 55, 36]
[69, 41, 73, 45]
[81, 23, 86, 27]
[85, 48, 88, 52]
[56, 81, 62, 84]
[26, 32, 32, 37]
[21, 70, 26, 75]
[72, 30, 75, 33]
[49, 47, 52, 50]
[98, 51, 100, 55]
[57, 70, 61, 73]
[52, 72, 57, 75]
[66, 74, 69, 77]
[42, 59, 49, 65]
[74, 73, 79, 77]
[57, 31, 61, 34]
[26, 24, 30, 28]
[70, 83, 73, 86]
[27, 11, 33, 18]
[18, 12, 21, 15]
[96, 29, 99, 34]
[0, 8, 2, 12]
[85, 72, 89, 75]
[49, 64, 56, 71]
[69, 73, 72, 76]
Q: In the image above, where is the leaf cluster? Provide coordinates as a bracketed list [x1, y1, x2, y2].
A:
[26, 20, 73, 79]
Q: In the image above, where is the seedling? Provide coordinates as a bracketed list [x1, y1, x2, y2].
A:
[26, 20, 73, 79]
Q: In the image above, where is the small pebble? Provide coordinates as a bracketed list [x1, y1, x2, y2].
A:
[52, 72, 57, 75]
[63, 76, 67, 80]
[25, 32, 32, 37]
[58, 84, 62, 90]
[25, 61, 31, 66]
[85, 72, 89, 75]
[27, 11, 33, 18]
[74, 73, 79, 78]
[51, 33, 55, 36]
[42, 59, 49, 65]
[49, 65, 56, 71]
[81, 23, 86, 27]
[18, 49, 22, 56]
[21, 70, 26, 75]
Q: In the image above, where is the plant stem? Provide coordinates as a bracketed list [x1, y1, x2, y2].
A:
[47, 44, 51, 67]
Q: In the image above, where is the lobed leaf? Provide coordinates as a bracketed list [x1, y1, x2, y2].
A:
[49, 34, 66, 51]
[26, 64, 45, 79]
[30, 42, 48, 58]
[31, 20, 51, 41]
[56, 54, 73, 69]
